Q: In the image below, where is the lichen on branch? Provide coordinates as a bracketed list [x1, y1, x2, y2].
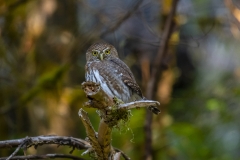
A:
[80, 81, 160, 159]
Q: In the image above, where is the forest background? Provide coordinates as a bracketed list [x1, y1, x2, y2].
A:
[0, 0, 240, 159]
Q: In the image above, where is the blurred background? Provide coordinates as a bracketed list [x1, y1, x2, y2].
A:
[0, 0, 240, 159]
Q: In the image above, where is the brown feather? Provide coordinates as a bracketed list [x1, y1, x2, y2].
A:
[109, 57, 143, 98]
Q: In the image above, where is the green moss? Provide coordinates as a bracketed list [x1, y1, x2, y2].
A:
[98, 97, 132, 129]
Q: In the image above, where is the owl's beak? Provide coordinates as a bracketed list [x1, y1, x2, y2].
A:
[99, 53, 104, 61]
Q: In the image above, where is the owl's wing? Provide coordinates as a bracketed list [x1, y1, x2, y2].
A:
[109, 58, 160, 114]
[109, 58, 143, 98]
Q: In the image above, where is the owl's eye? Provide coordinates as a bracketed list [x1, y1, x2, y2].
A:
[92, 51, 98, 56]
[105, 49, 110, 54]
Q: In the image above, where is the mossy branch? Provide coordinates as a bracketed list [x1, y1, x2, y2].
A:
[80, 81, 160, 160]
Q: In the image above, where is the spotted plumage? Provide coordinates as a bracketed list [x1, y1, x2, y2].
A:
[85, 41, 160, 114]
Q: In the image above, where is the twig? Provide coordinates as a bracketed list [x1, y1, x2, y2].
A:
[118, 100, 160, 110]
[113, 152, 121, 160]
[6, 138, 27, 160]
[144, 0, 179, 159]
[0, 135, 90, 150]
[114, 148, 131, 160]
[0, 154, 85, 160]
[69, 0, 144, 64]
[100, 0, 144, 37]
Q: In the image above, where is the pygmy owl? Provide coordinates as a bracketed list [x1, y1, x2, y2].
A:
[85, 41, 160, 114]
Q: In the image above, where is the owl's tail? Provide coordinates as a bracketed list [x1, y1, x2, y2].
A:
[148, 106, 161, 115]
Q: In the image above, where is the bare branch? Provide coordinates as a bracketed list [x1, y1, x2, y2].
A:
[0, 135, 129, 160]
[113, 152, 121, 160]
[82, 81, 160, 111]
[0, 154, 86, 160]
[79, 108, 114, 159]
[0, 135, 90, 150]
[78, 109, 104, 159]
[114, 148, 131, 160]
[100, 0, 144, 37]
[81, 81, 114, 108]
[6, 138, 27, 160]
[119, 100, 160, 110]
[69, 0, 144, 63]
[97, 119, 113, 159]
[144, 0, 179, 159]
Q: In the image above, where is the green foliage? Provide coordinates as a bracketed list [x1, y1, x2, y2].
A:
[20, 65, 68, 104]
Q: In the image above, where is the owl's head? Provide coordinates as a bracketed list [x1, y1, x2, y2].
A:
[86, 41, 118, 61]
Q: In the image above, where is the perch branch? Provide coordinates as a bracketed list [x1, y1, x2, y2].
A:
[81, 81, 161, 159]
[119, 100, 160, 110]
[81, 81, 114, 108]
[82, 81, 160, 111]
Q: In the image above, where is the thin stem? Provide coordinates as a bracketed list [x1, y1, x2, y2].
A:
[144, 0, 179, 159]
[1, 154, 86, 160]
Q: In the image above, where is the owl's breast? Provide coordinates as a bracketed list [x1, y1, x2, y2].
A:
[85, 61, 133, 102]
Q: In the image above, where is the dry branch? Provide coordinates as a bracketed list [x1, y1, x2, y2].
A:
[81, 81, 160, 159]
[0, 135, 130, 160]
[81, 81, 114, 108]
[144, 0, 179, 159]
[0, 135, 90, 150]
[80, 82, 117, 159]
[97, 119, 113, 159]
[113, 152, 121, 160]
[119, 100, 160, 110]
[6, 139, 26, 160]
[100, 0, 144, 37]
[0, 154, 85, 160]
[79, 109, 107, 159]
